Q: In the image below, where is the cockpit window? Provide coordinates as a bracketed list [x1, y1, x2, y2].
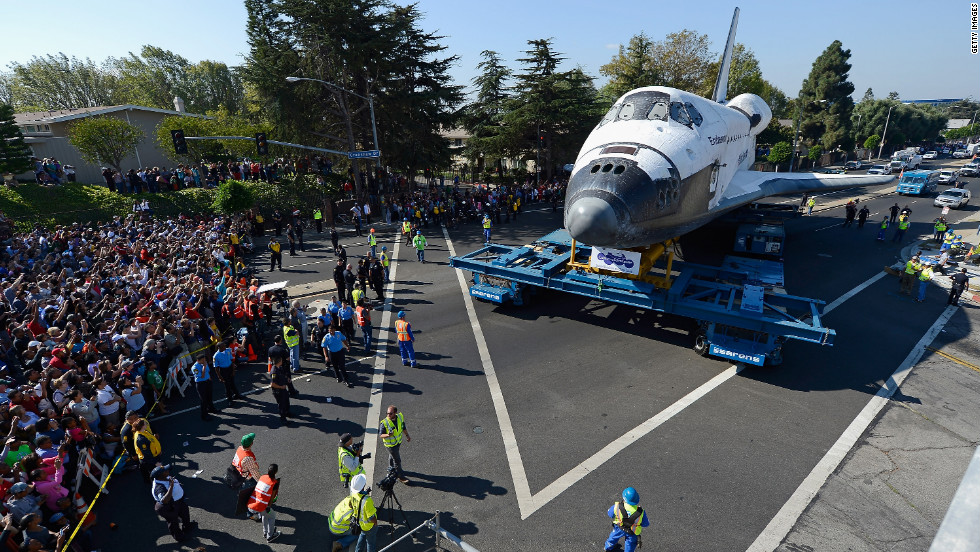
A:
[598, 104, 619, 127]
[648, 100, 668, 121]
[618, 102, 635, 120]
[684, 102, 703, 126]
[670, 102, 692, 127]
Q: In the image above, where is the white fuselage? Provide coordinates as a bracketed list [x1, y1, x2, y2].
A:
[564, 86, 770, 247]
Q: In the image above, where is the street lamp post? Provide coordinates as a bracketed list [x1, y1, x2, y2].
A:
[789, 99, 826, 173]
[877, 104, 895, 161]
[285, 76, 381, 171]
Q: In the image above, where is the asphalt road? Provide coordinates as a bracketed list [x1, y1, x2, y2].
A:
[92, 159, 978, 551]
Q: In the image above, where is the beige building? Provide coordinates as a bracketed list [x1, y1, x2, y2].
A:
[14, 104, 206, 184]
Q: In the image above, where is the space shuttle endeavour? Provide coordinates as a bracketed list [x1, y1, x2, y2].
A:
[564, 7, 894, 248]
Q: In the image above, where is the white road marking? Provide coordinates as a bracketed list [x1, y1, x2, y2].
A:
[814, 223, 841, 232]
[443, 226, 535, 518]
[746, 305, 958, 552]
[443, 227, 904, 520]
[361, 239, 401, 483]
[823, 271, 886, 314]
[528, 364, 744, 516]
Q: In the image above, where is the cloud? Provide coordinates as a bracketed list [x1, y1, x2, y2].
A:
[605, 43, 620, 50]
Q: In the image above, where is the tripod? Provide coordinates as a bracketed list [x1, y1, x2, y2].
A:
[377, 485, 411, 538]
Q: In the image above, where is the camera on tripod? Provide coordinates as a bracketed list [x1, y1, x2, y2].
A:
[377, 467, 398, 492]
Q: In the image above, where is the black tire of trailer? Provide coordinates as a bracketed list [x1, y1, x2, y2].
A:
[693, 332, 710, 357]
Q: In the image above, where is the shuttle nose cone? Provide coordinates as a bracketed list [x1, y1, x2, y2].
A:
[566, 197, 618, 246]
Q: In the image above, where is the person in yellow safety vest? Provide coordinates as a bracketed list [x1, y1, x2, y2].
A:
[313, 207, 324, 234]
[941, 234, 954, 252]
[892, 217, 910, 243]
[380, 406, 412, 484]
[394, 311, 416, 367]
[916, 262, 934, 302]
[380, 246, 390, 283]
[806, 196, 816, 215]
[604, 487, 649, 552]
[328, 473, 377, 552]
[934, 219, 948, 240]
[283, 322, 301, 374]
[900, 254, 921, 296]
[368, 228, 377, 257]
[483, 215, 492, 244]
[351, 283, 365, 309]
[134, 418, 162, 482]
[412, 231, 427, 263]
[247, 464, 281, 542]
[876, 217, 889, 241]
[337, 433, 366, 488]
[403, 219, 413, 246]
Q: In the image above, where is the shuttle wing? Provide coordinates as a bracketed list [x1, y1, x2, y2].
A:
[714, 170, 896, 212]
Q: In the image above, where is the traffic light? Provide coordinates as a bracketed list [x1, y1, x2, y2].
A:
[255, 133, 269, 155]
[539, 134, 545, 144]
[171, 129, 188, 154]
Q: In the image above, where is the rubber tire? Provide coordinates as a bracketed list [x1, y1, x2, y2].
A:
[693, 333, 710, 357]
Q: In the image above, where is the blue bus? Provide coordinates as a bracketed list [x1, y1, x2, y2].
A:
[896, 169, 940, 195]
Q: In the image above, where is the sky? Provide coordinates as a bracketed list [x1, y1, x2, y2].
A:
[1, 0, 977, 103]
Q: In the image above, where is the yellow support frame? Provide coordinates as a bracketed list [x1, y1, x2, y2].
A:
[567, 239, 677, 289]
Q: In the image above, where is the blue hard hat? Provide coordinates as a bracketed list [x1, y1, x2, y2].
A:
[416, 231, 421, 235]
[397, 311, 405, 318]
[957, 235, 963, 239]
[382, 246, 387, 251]
[622, 487, 639, 506]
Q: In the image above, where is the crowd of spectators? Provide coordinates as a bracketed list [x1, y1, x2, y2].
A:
[0, 208, 268, 550]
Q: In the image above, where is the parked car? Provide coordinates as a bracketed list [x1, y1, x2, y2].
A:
[867, 165, 890, 175]
[938, 170, 959, 184]
[935, 189, 971, 208]
[952, 150, 971, 159]
[844, 160, 863, 170]
[923, 151, 938, 160]
[816, 167, 845, 174]
[960, 162, 980, 177]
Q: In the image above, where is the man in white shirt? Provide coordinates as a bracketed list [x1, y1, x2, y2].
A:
[151, 465, 195, 542]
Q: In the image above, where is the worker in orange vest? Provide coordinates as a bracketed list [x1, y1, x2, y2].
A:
[394, 311, 417, 367]
[247, 464, 281, 543]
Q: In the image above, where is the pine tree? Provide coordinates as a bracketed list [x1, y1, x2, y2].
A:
[459, 50, 512, 176]
[0, 103, 32, 176]
[798, 40, 856, 152]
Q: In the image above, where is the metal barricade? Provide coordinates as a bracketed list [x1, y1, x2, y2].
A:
[377, 511, 479, 552]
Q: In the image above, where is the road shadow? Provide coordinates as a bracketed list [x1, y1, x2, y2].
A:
[401, 472, 507, 501]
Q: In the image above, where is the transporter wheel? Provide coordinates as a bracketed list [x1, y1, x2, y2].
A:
[693, 333, 710, 357]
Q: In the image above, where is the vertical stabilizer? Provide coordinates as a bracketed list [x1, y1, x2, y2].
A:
[711, 7, 740, 104]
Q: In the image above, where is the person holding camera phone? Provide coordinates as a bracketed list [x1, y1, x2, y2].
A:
[379, 406, 411, 485]
[338, 433, 370, 489]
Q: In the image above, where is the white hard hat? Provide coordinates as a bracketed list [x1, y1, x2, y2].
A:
[350, 473, 367, 494]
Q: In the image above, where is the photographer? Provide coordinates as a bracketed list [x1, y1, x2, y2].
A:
[337, 433, 368, 488]
[327, 474, 376, 552]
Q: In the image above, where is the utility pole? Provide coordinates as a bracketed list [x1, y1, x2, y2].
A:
[877, 105, 895, 161]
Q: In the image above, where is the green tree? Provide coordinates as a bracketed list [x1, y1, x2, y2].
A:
[503, 39, 604, 181]
[0, 103, 32, 175]
[599, 33, 658, 101]
[766, 142, 792, 165]
[115, 46, 245, 114]
[67, 117, 144, 174]
[807, 145, 823, 163]
[8, 53, 119, 110]
[651, 30, 714, 95]
[0, 73, 12, 106]
[213, 179, 256, 213]
[942, 99, 980, 120]
[863, 134, 880, 150]
[460, 50, 512, 175]
[798, 40, 855, 152]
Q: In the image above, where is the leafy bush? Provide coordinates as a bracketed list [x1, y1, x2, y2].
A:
[213, 180, 256, 214]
